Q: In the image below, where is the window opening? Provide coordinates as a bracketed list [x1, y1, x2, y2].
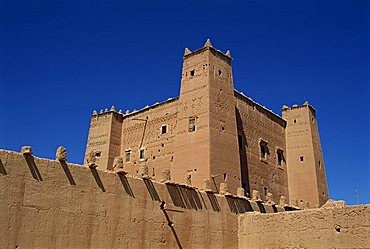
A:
[263, 187, 268, 196]
[125, 150, 131, 162]
[95, 152, 101, 158]
[190, 70, 195, 76]
[161, 125, 167, 134]
[277, 149, 285, 166]
[260, 140, 269, 160]
[139, 149, 145, 160]
[188, 116, 196, 132]
[300, 156, 304, 162]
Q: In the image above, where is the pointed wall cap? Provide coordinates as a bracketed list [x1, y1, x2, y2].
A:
[92, 110, 97, 115]
[203, 38, 213, 48]
[225, 50, 231, 57]
[125, 109, 130, 115]
[304, 101, 309, 106]
[118, 109, 123, 114]
[184, 48, 192, 56]
[110, 105, 116, 112]
[104, 108, 109, 112]
[282, 105, 289, 110]
[99, 109, 103, 114]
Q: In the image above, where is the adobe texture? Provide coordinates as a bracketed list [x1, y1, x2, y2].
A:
[1, 150, 369, 249]
[0, 150, 239, 249]
[239, 205, 370, 248]
[84, 40, 328, 207]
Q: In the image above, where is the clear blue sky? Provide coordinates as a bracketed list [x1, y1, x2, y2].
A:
[1, 0, 369, 205]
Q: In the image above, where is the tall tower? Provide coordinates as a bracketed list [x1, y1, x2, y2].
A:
[84, 108, 123, 170]
[172, 40, 241, 193]
[282, 102, 328, 207]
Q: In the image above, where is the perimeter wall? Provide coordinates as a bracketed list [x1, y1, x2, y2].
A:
[238, 204, 370, 248]
[0, 149, 369, 249]
[0, 150, 238, 249]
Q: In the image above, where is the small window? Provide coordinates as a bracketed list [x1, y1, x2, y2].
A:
[95, 152, 101, 158]
[223, 173, 227, 181]
[277, 149, 285, 166]
[319, 160, 321, 169]
[139, 149, 145, 160]
[260, 140, 269, 160]
[294, 119, 297, 123]
[125, 150, 131, 162]
[263, 187, 268, 196]
[300, 156, 304, 162]
[218, 70, 222, 76]
[161, 125, 167, 134]
[188, 116, 196, 132]
[190, 70, 195, 76]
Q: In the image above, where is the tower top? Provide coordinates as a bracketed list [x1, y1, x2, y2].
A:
[183, 39, 231, 62]
[203, 38, 213, 48]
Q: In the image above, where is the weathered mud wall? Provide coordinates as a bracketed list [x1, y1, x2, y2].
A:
[0, 150, 238, 249]
[238, 204, 370, 248]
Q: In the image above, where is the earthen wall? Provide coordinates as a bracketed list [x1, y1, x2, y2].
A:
[238, 204, 370, 248]
[0, 150, 238, 249]
[121, 99, 179, 179]
[235, 92, 288, 203]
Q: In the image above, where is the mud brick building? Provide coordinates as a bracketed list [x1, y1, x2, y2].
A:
[84, 39, 328, 208]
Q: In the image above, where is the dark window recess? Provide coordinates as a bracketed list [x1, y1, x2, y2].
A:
[188, 116, 196, 132]
[277, 149, 285, 166]
[294, 119, 297, 123]
[223, 173, 227, 181]
[260, 141, 269, 160]
[263, 187, 268, 196]
[300, 156, 304, 162]
[95, 152, 101, 158]
[218, 70, 222, 76]
[125, 150, 131, 162]
[319, 160, 321, 169]
[139, 149, 145, 159]
[161, 125, 167, 134]
[190, 70, 195, 76]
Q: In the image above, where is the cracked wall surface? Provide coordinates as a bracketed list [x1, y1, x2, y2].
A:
[238, 204, 370, 248]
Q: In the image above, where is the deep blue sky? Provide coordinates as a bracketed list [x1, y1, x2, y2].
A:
[1, 0, 369, 205]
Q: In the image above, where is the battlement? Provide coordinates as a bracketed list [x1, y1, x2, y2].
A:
[183, 38, 232, 63]
[282, 101, 317, 116]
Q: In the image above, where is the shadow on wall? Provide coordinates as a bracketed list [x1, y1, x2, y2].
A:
[256, 201, 266, 213]
[118, 173, 135, 198]
[166, 183, 203, 210]
[236, 108, 251, 196]
[160, 201, 183, 249]
[143, 178, 161, 202]
[206, 192, 221, 212]
[0, 159, 7, 175]
[59, 161, 76, 186]
[24, 155, 43, 181]
[90, 168, 105, 192]
[225, 196, 253, 214]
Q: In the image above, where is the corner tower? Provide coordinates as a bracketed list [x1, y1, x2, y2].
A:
[282, 102, 328, 207]
[172, 40, 241, 193]
[84, 108, 123, 170]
